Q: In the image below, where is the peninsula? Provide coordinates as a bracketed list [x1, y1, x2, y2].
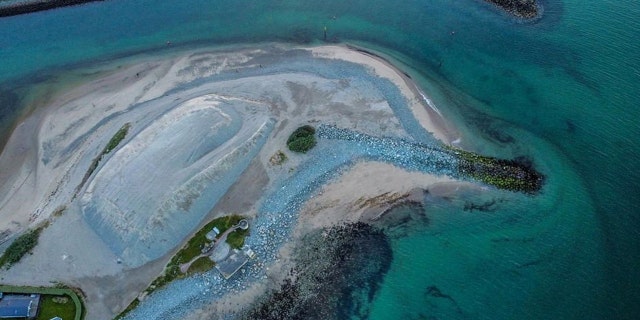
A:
[0, 44, 542, 319]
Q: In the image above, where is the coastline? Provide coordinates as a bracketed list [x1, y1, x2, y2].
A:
[0, 43, 478, 319]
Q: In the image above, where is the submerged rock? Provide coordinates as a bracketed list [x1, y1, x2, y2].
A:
[484, 0, 540, 19]
[243, 222, 392, 320]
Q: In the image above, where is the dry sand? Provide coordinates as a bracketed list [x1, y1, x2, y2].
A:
[0, 43, 472, 319]
[310, 45, 459, 143]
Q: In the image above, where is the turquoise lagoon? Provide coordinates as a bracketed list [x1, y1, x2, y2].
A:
[0, 0, 639, 319]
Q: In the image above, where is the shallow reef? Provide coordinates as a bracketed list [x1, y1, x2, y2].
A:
[484, 0, 539, 19]
[241, 222, 392, 320]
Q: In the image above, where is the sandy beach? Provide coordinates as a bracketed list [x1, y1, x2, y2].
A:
[0, 43, 473, 319]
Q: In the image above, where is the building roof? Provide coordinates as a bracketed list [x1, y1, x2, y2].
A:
[215, 245, 255, 279]
[215, 249, 249, 279]
[0, 294, 39, 319]
[205, 227, 220, 241]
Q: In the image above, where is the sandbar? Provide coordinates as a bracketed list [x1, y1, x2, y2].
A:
[0, 43, 475, 319]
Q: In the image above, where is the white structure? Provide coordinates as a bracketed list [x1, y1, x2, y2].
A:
[205, 227, 220, 241]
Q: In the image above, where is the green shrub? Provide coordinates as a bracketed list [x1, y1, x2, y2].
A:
[78, 123, 131, 193]
[0, 227, 44, 268]
[104, 123, 130, 154]
[187, 257, 215, 274]
[287, 125, 317, 153]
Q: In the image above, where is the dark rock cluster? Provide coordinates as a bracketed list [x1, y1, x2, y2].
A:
[484, 0, 539, 19]
[242, 222, 392, 320]
[451, 148, 544, 194]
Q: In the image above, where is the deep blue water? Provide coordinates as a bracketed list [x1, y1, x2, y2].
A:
[0, 0, 639, 319]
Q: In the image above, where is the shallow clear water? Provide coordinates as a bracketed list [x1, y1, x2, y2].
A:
[1, 0, 639, 319]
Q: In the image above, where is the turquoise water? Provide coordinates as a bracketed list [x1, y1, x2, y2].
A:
[1, 0, 639, 319]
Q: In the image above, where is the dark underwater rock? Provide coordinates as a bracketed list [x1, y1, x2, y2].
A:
[243, 222, 392, 320]
[370, 201, 430, 239]
[483, 0, 539, 19]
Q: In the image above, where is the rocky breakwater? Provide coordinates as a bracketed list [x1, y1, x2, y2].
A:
[484, 0, 539, 19]
[318, 125, 544, 194]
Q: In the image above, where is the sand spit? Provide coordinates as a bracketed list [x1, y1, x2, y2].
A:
[0, 43, 473, 319]
[311, 45, 459, 144]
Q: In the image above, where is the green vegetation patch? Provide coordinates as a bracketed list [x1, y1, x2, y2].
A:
[36, 294, 76, 320]
[287, 125, 316, 153]
[172, 214, 247, 267]
[76, 123, 131, 195]
[187, 256, 215, 274]
[227, 227, 249, 249]
[0, 285, 84, 320]
[117, 214, 249, 319]
[114, 298, 140, 320]
[0, 225, 46, 269]
[104, 123, 130, 154]
[114, 298, 139, 320]
[448, 147, 544, 194]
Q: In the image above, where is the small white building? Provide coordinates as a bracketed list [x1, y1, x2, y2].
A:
[205, 227, 220, 241]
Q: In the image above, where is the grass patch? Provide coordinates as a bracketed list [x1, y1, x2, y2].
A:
[157, 214, 246, 286]
[0, 285, 83, 320]
[76, 123, 131, 195]
[116, 215, 249, 319]
[187, 256, 215, 274]
[36, 294, 76, 320]
[227, 228, 248, 249]
[170, 214, 246, 268]
[287, 125, 316, 153]
[104, 123, 130, 154]
[114, 298, 139, 320]
[0, 225, 46, 269]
